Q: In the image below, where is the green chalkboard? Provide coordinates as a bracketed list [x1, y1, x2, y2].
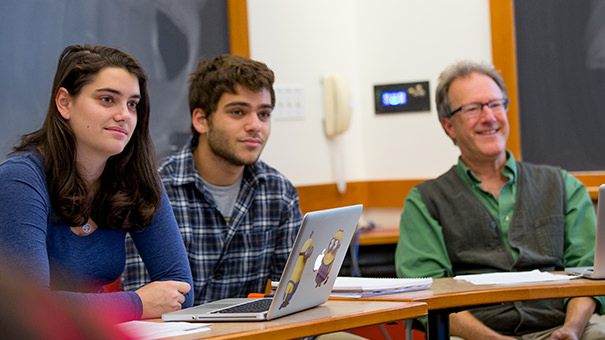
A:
[515, 0, 605, 171]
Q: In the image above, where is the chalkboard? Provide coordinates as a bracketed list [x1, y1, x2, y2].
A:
[0, 0, 229, 160]
[515, 0, 605, 171]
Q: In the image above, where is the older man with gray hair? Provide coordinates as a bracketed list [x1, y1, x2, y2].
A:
[396, 60, 605, 339]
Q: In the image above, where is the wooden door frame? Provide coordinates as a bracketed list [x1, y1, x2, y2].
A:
[227, 0, 250, 57]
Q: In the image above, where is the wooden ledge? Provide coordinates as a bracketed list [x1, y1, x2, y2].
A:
[296, 174, 605, 215]
[296, 180, 422, 215]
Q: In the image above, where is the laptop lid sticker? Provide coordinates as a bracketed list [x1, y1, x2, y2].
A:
[313, 229, 344, 288]
[279, 233, 314, 309]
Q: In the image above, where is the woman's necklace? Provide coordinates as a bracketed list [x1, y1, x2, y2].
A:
[82, 223, 92, 234]
[74, 220, 96, 236]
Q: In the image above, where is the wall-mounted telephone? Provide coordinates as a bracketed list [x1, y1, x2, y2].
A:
[322, 74, 352, 137]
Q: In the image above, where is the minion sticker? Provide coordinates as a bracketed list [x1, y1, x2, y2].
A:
[313, 229, 344, 287]
[279, 234, 314, 309]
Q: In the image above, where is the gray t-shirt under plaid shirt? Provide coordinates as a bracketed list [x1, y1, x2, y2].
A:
[201, 176, 242, 225]
[122, 139, 303, 305]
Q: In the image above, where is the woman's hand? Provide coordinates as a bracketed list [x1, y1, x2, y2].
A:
[136, 280, 191, 319]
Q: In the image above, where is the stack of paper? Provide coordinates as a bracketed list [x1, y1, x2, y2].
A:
[329, 276, 433, 298]
[454, 269, 575, 285]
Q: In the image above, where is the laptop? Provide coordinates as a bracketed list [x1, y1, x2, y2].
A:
[565, 184, 605, 279]
[162, 204, 363, 322]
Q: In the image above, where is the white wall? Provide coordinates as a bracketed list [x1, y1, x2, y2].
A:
[248, 0, 493, 186]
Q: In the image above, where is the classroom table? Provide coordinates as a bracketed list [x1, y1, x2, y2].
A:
[151, 300, 427, 340]
[357, 225, 399, 246]
[361, 273, 605, 340]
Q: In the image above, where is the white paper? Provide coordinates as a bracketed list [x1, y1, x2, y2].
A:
[454, 269, 576, 285]
[117, 320, 211, 340]
[331, 276, 433, 291]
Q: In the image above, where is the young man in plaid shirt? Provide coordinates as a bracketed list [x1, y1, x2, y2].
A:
[122, 55, 302, 305]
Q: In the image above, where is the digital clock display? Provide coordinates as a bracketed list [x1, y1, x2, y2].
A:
[381, 90, 407, 107]
[374, 81, 430, 114]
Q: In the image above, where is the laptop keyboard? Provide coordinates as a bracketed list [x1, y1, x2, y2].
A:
[211, 298, 273, 314]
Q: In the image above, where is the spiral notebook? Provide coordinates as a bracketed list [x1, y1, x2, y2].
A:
[329, 276, 432, 297]
[271, 276, 433, 298]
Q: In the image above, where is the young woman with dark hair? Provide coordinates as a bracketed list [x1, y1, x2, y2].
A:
[0, 44, 192, 321]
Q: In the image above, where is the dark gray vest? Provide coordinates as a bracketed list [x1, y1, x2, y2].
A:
[416, 162, 567, 335]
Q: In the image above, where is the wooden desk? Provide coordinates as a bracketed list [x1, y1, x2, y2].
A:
[361, 274, 605, 340]
[357, 226, 399, 246]
[155, 300, 427, 340]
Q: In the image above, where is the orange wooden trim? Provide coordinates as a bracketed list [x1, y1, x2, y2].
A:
[296, 180, 420, 215]
[365, 179, 424, 208]
[357, 226, 400, 246]
[227, 0, 250, 57]
[571, 172, 605, 200]
[297, 175, 604, 216]
[296, 182, 367, 215]
[490, 0, 521, 159]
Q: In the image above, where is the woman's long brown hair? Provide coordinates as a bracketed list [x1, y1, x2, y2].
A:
[13, 44, 161, 232]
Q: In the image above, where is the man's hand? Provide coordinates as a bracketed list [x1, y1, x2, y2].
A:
[549, 326, 580, 340]
[548, 297, 596, 340]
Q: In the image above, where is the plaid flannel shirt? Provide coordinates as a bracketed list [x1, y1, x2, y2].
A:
[122, 141, 302, 305]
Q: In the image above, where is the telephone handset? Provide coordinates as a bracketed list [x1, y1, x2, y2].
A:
[322, 75, 352, 137]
